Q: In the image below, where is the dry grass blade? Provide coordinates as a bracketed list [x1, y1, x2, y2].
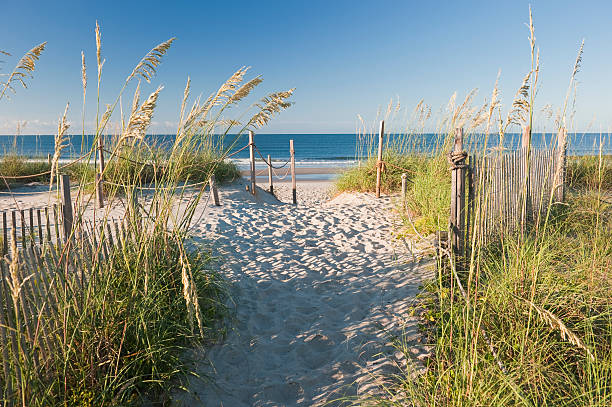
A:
[81, 51, 87, 93]
[228, 76, 263, 106]
[0, 42, 47, 100]
[128, 38, 175, 83]
[123, 86, 163, 142]
[521, 297, 595, 361]
[509, 72, 532, 126]
[249, 89, 295, 129]
[48, 103, 70, 193]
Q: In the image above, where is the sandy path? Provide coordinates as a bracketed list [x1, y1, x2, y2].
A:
[177, 181, 433, 406]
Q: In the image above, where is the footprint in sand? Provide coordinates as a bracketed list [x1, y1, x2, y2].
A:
[175, 183, 434, 406]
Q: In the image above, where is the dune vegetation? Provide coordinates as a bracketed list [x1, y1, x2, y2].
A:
[0, 22, 293, 406]
[338, 10, 612, 407]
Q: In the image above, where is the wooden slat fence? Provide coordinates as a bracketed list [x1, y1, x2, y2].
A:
[0, 205, 64, 255]
[0, 215, 128, 398]
[469, 148, 560, 245]
[449, 126, 567, 254]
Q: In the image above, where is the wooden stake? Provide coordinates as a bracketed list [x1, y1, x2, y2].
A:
[555, 127, 567, 202]
[520, 125, 531, 228]
[209, 174, 220, 206]
[401, 173, 407, 202]
[450, 128, 466, 257]
[268, 154, 274, 195]
[248, 130, 256, 195]
[290, 139, 296, 204]
[375, 120, 384, 198]
[2, 212, 6, 256]
[61, 174, 73, 242]
[96, 136, 105, 208]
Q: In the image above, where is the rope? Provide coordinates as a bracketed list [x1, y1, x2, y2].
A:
[447, 151, 468, 170]
[224, 144, 249, 159]
[103, 148, 162, 167]
[0, 152, 92, 180]
[0, 181, 95, 195]
[103, 180, 209, 191]
[271, 165, 291, 180]
[380, 160, 416, 174]
[253, 145, 291, 169]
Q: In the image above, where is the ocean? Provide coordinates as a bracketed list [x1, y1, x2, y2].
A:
[0, 133, 610, 180]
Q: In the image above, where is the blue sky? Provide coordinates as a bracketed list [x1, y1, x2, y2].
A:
[0, 0, 610, 134]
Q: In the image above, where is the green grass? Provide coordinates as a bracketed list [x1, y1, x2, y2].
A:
[395, 186, 612, 407]
[0, 154, 51, 189]
[567, 155, 612, 191]
[336, 151, 450, 236]
[0, 23, 293, 406]
[30, 233, 226, 406]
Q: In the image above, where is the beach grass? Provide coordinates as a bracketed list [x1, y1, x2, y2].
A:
[347, 9, 612, 406]
[0, 22, 293, 406]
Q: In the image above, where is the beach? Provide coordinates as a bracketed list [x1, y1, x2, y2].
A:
[0, 178, 433, 405]
[174, 179, 433, 405]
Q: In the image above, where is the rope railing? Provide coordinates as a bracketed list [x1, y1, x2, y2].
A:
[253, 144, 291, 169]
[0, 152, 92, 180]
[379, 159, 417, 175]
[0, 134, 298, 205]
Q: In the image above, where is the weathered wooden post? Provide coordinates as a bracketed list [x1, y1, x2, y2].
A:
[209, 174, 220, 206]
[96, 136, 105, 208]
[267, 154, 274, 194]
[290, 139, 297, 204]
[375, 120, 385, 198]
[11, 210, 17, 248]
[401, 173, 407, 204]
[61, 174, 73, 242]
[520, 125, 532, 228]
[450, 128, 466, 256]
[248, 130, 256, 195]
[555, 127, 567, 202]
[2, 211, 7, 255]
[47, 153, 52, 167]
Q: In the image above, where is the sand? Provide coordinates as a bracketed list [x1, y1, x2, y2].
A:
[0, 180, 434, 406]
[176, 180, 433, 406]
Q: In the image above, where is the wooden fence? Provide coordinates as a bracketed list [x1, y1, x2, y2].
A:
[450, 126, 567, 255]
[0, 213, 131, 396]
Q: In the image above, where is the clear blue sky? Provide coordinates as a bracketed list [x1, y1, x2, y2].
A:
[0, 0, 610, 134]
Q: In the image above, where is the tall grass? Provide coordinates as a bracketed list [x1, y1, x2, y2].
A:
[0, 22, 293, 405]
[347, 8, 611, 406]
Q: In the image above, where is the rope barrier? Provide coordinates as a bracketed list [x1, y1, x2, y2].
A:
[103, 179, 209, 191]
[379, 160, 417, 174]
[271, 165, 291, 180]
[0, 140, 284, 193]
[0, 181, 95, 195]
[253, 145, 291, 169]
[0, 152, 92, 180]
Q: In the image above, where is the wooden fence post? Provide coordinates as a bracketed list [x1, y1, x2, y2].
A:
[61, 174, 73, 242]
[209, 174, 220, 206]
[450, 128, 466, 257]
[375, 120, 385, 198]
[96, 136, 105, 208]
[555, 127, 567, 202]
[248, 130, 256, 195]
[290, 139, 296, 204]
[401, 173, 407, 203]
[520, 125, 532, 228]
[2, 212, 7, 256]
[268, 154, 274, 195]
